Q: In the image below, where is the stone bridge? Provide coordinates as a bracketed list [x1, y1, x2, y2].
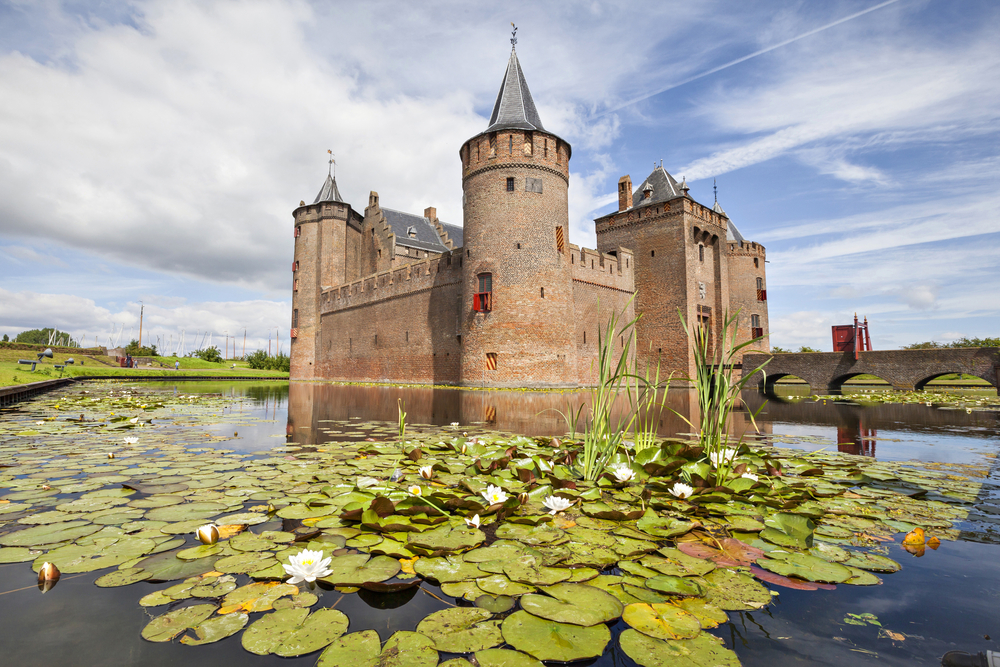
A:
[741, 348, 1000, 394]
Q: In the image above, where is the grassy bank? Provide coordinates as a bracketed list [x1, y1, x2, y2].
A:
[0, 348, 287, 388]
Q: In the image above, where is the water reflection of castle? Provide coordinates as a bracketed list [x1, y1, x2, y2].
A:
[837, 421, 876, 457]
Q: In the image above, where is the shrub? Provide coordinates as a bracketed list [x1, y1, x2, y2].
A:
[244, 350, 289, 372]
[195, 346, 223, 363]
[124, 339, 159, 357]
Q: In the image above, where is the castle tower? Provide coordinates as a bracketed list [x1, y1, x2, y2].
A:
[459, 43, 577, 387]
[594, 166, 731, 379]
[720, 200, 770, 355]
[290, 168, 354, 380]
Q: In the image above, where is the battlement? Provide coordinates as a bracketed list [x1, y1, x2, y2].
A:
[568, 244, 635, 293]
[595, 197, 727, 234]
[728, 240, 766, 257]
[293, 200, 354, 224]
[461, 129, 570, 184]
[321, 251, 463, 314]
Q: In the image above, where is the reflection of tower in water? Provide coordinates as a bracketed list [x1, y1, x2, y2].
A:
[837, 419, 876, 457]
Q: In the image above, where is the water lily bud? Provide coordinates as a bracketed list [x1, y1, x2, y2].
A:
[266, 504, 275, 514]
[464, 514, 481, 529]
[518, 492, 529, 505]
[196, 524, 220, 545]
[107, 452, 115, 459]
[419, 465, 434, 480]
[41, 485, 52, 491]
[38, 562, 60, 593]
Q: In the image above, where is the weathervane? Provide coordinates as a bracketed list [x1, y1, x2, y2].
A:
[510, 23, 517, 49]
[327, 149, 335, 177]
[714, 178, 718, 203]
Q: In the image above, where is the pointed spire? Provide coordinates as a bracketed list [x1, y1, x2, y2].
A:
[314, 150, 344, 204]
[486, 39, 544, 132]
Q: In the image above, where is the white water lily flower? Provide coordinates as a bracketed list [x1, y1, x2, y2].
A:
[35, 421, 44, 426]
[283, 549, 333, 584]
[708, 448, 738, 468]
[543, 495, 573, 515]
[668, 482, 694, 499]
[450, 422, 460, 427]
[464, 514, 481, 529]
[357, 477, 379, 489]
[123, 436, 139, 445]
[741, 472, 759, 482]
[481, 484, 508, 505]
[129, 417, 139, 424]
[196, 524, 220, 545]
[610, 464, 635, 483]
[419, 465, 434, 480]
[408, 485, 423, 497]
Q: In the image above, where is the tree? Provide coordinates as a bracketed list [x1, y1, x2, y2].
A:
[903, 337, 999, 350]
[771, 346, 789, 353]
[797, 345, 820, 353]
[124, 339, 159, 357]
[1, 334, 8, 342]
[195, 346, 223, 363]
[14, 328, 77, 346]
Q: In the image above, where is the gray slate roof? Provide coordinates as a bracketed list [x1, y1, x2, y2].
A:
[313, 174, 344, 204]
[632, 166, 685, 209]
[382, 208, 461, 253]
[714, 201, 747, 243]
[487, 49, 544, 132]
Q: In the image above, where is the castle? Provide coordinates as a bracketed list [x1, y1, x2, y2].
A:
[289, 45, 770, 388]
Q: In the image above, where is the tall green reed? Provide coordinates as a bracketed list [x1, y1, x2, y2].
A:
[675, 308, 769, 485]
[629, 346, 671, 452]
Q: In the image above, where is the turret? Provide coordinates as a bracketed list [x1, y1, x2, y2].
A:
[458, 42, 577, 387]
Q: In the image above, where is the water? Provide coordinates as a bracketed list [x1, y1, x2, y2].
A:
[1, 380, 997, 666]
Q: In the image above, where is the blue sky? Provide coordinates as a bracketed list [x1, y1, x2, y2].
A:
[0, 0, 997, 353]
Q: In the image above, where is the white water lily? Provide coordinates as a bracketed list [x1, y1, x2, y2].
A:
[419, 465, 434, 480]
[668, 482, 694, 499]
[357, 477, 379, 489]
[408, 485, 423, 497]
[123, 436, 139, 445]
[741, 472, 759, 482]
[708, 448, 738, 468]
[196, 524, 220, 545]
[543, 495, 573, 515]
[283, 549, 333, 584]
[129, 417, 139, 424]
[610, 464, 635, 483]
[450, 422, 460, 427]
[35, 421, 44, 426]
[481, 484, 508, 505]
[464, 514, 481, 529]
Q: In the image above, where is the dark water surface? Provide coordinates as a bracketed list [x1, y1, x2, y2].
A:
[1, 380, 997, 666]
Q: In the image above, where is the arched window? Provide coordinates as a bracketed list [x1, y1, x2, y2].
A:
[756, 277, 763, 290]
[699, 245, 705, 262]
[474, 273, 493, 312]
[753, 257, 759, 268]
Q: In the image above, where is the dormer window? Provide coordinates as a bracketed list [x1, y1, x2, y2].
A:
[407, 226, 417, 238]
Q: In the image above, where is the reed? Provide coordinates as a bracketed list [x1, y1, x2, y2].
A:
[629, 345, 671, 452]
[397, 398, 407, 441]
[676, 308, 769, 485]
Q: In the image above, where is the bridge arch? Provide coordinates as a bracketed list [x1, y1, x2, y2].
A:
[763, 373, 811, 395]
[830, 372, 893, 391]
[914, 371, 997, 390]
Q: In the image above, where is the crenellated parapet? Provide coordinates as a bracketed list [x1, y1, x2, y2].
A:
[320, 251, 463, 314]
[568, 244, 635, 293]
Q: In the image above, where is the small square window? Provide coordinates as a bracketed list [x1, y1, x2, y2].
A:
[506, 177, 515, 191]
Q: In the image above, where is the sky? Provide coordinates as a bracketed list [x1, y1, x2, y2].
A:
[0, 0, 997, 353]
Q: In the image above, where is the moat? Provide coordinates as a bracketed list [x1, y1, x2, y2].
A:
[0, 380, 997, 666]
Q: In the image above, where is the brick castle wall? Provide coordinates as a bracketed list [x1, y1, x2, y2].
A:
[727, 241, 770, 356]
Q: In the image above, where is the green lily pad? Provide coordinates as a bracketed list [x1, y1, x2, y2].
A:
[317, 630, 438, 667]
[408, 524, 485, 552]
[520, 583, 623, 626]
[0, 547, 39, 563]
[671, 599, 728, 629]
[841, 551, 901, 573]
[415, 556, 484, 583]
[635, 510, 695, 538]
[476, 574, 536, 596]
[464, 544, 527, 563]
[702, 569, 773, 611]
[135, 549, 220, 581]
[474, 648, 544, 667]
[756, 553, 853, 583]
[619, 628, 740, 667]
[645, 575, 703, 597]
[32, 537, 156, 573]
[177, 544, 224, 560]
[761, 513, 815, 549]
[475, 594, 515, 613]
[495, 523, 567, 545]
[180, 612, 249, 646]
[95, 567, 152, 587]
[242, 607, 349, 656]
[219, 581, 299, 613]
[623, 603, 701, 640]
[416, 606, 504, 653]
[216, 551, 276, 574]
[501, 610, 611, 662]
[503, 555, 572, 586]
[141, 604, 218, 642]
[320, 554, 401, 586]
[843, 566, 882, 585]
[230, 531, 277, 552]
[0, 520, 101, 546]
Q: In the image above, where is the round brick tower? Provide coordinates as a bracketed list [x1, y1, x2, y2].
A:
[459, 46, 577, 387]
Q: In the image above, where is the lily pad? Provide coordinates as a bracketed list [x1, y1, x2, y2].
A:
[501, 610, 611, 662]
[317, 630, 438, 667]
[180, 612, 249, 646]
[671, 599, 728, 629]
[619, 628, 740, 667]
[645, 575, 703, 597]
[141, 604, 218, 642]
[408, 525, 485, 553]
[635, 510, 695, 538]
[416, 606, 504, 653]
[415, 556, 484, 584]
[503, 555, 572, 586]
[756, 553, 852, 584]
[622, 603, 701, 640]
[135, 549, 220, 581]
[841, 551, 901, 573]
[95, 567, 152, 587]
[320, 554, 401, 586]
[219, 581, 299, 613]
[702, 569, 772, 611]
[474, 648, 544, 667]
[242, 607, 349, 656]
[0, 520, 101, 546]
[477, 574, 536, 596]
[475, 594, 515, 613]
[519, 583, 624, 626]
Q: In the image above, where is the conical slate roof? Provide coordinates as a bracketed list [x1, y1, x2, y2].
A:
[486, 48, 544, 132]
[714, 201, 747, 243]
[313, 174, 343, 204]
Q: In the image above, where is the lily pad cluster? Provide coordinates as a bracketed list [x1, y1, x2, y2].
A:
[0, 383, 984, 666]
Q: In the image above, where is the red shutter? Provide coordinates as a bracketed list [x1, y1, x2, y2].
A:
[290, 328, 298, 339]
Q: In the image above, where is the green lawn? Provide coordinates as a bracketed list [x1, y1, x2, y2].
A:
[0, 349, 287, 389]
